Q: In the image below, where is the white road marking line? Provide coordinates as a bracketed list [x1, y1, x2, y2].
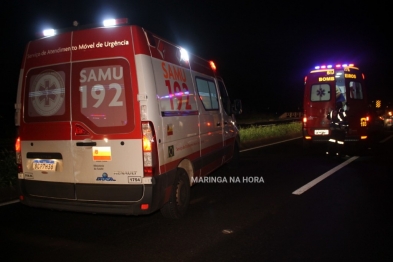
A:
[380, 134, 393, 143]
[240, 137, 302, 153]
[0, 199, 20, 207]
[292, 156, 359, 195]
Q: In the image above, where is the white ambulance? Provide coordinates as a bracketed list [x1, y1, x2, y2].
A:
[14, 18, 242, 218]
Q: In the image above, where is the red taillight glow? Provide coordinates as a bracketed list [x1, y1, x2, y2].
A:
[15, 137, 22, 172]
[75, 124, 90, 136]
[142, 121, 158, 177]
[209, 61, 217, 71]
[141, 204, 149, 210]
[15, 137, 21, 152]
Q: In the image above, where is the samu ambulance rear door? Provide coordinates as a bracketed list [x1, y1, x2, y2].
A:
[21, 26, 142, 201]
[21, 32, 75, 199]
[70, 26, 142, 201]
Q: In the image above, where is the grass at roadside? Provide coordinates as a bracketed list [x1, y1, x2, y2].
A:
[239, 122, 302, 143]
[0, 149, 18, 188]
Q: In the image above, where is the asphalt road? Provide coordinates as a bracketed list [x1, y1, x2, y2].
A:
[1, 131, 392, 261]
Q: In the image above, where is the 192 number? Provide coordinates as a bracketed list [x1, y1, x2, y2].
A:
[80, 83, 123, 108]
[165, 80, 192, 110]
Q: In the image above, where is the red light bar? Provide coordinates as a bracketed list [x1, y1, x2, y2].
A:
[315, 63, 355, 70]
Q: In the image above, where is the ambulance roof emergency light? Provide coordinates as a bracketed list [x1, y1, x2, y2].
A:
[180, 48, 189, 62]
[209, 61, 217, 71]
[314, 63, 354, 70]
[103, 18, 128, 27]
[43, 29, 56, 37]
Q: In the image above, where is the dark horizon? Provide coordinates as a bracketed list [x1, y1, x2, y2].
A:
[2, 1, 393, 118]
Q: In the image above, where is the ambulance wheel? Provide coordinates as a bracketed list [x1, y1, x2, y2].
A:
[161, 168, 190, 219]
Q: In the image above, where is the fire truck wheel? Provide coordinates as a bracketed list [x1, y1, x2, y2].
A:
[161, 168, 190, 219]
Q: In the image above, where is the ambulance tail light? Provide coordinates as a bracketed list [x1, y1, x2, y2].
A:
[142, 121, 158, 177]
[15, 137, 23, 173]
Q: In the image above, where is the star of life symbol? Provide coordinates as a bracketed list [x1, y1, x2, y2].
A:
[30, 70, 65, 116]
[316, 87, 325, 99]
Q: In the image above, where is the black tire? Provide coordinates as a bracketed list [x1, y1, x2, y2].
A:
[160, 168, 190, 219]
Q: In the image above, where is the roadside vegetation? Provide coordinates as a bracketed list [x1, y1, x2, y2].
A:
[239, 122, 302, 143]
[0, 149, 17, 187]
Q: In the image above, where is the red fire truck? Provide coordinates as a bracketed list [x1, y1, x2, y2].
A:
[302, 64, 369, 148]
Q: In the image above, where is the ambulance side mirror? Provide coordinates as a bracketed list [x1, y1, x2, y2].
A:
[232, 99, 242, 115]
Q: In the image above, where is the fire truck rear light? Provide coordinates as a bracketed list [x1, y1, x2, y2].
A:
[305, 136, 312, 140]
[141, 204, 149, 210]
[303, 117, 307, 123]
[361, 136, 367, 140]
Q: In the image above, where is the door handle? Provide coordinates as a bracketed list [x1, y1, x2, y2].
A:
[76, 142, 97, 147]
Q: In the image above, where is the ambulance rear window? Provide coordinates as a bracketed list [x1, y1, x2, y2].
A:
[72, 58, 134, 134]
[310, 84, 331, 102]
[24, 64, 70, 123]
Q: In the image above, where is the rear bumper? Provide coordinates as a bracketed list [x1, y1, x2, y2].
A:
[302, 129, 367, 143]
[18, 169, 176, 215]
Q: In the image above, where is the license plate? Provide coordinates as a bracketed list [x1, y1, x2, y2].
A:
[314, 129, 329, 135]
[33, 160, 57, 171]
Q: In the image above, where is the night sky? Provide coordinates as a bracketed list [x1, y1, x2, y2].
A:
[2, 0, 392, 120]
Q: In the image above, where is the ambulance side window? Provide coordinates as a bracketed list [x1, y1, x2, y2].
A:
[349, 81, 363, 99]
[196, 77, 219, 110]
[310, 84, 331, 101]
